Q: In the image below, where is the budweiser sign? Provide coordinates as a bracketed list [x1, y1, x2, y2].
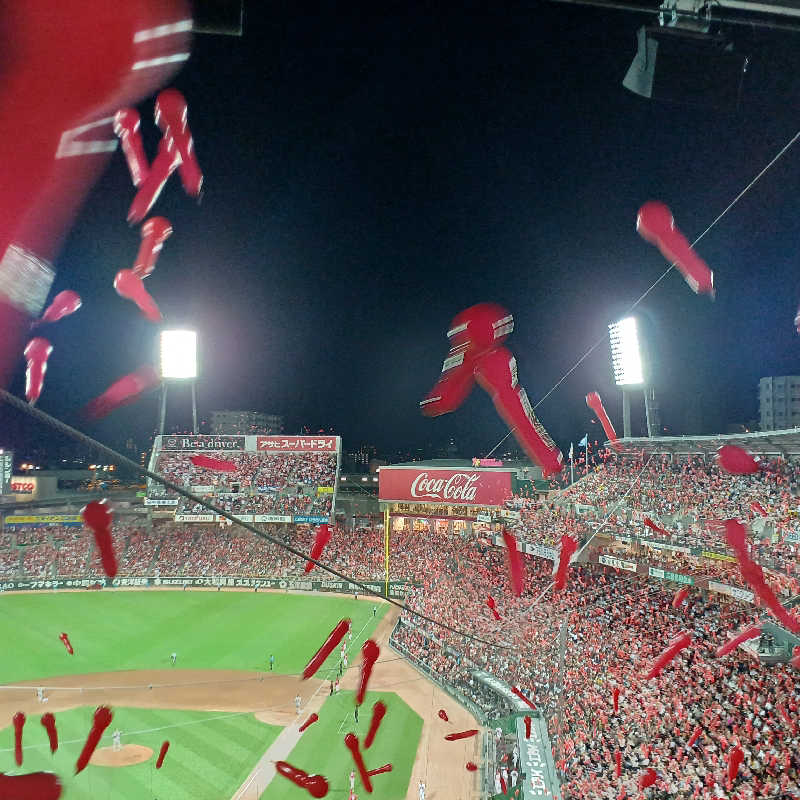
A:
[379, 468, 511, 507]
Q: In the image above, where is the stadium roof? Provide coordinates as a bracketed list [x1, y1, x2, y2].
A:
[616, 427, 800, 456]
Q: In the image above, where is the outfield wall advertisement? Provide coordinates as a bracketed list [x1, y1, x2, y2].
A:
[0, 575, 417, 599]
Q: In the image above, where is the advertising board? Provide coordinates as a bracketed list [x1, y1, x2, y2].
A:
[379, 468, 512, 507]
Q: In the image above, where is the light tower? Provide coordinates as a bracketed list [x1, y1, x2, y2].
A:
[608, 317, 660, 438]
[158, 329, 198, 435]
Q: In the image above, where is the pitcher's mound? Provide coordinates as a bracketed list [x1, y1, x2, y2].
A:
[91, 744, 153, 767]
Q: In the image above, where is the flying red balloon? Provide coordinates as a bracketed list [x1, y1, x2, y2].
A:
[715, 624, 761, 658]
[421, 304, 563, 477]
[0, 772, 62, 800]
[113, 109, 150, 188]
[718, 444, 760, 474]
[644, 631, 692, 679]
[728, 746, 744, 783]
[672, 587, 689, 609]
[644, 517, 671, 538]
[190, 454, 237, 472]
[35, 290, 82, 326]
[638, 768, 658, 790]
[127, 135, 181, 223]
[554, 535, 578, 591]
[585, 392, 620, 450]
[23, 338, 53, 404]
[155, 740, 170, 769]
[637, 202, 714, 296]
[502, 530, 524, 596]
[75, 706, 113, 774]
[83, 365, 160, 420]
[305, 524, 333, 573]
[154, 89, 204, 197]
[81, 500, 116, 578]
[113, 269, 162, 321]
[132, 217, 172, 278]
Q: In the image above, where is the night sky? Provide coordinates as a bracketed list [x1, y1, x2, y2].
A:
[4, 2, 800, 463]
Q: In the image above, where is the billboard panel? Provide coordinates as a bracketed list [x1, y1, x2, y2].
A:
[160, 435, 244, 451]
[256, 436, 339, 452]
[0, 451, 12, 495]
[379, 468, 512, 507]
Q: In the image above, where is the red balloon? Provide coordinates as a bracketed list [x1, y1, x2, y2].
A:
[155, 740, 170, 769]
[554, 535, 578, 591]
[113, 269, 162, 321]
[638, 768, 658, 789]
[37, 290, 82, 325]
[356, 639, 379, 705]
[637, 202, 714, 296]
[364, 701, 386, 749]
[154, 89, 204, 196]
[750, 500, 767, 517]
[13, 712, 26, 766]
[718, 445, 760, 474]
[23, 337, 53, 404]
[302, 619, 350, 680]
[190, 454, 237, 472]
[127, 135, 181, 223]
[715, 624, 761, 658]
[421, 304, 563, 477]
[438, 709, 449, 722]
[83, 365, 160, 419]
[585, 392, 620, 451]
[644, 631, 692, 679]
[644, 517, 671, 538]
[0, 772, 62, 800]
[75, 706, 113, 774]
[113, 109, 150, 188]
[728, 745, 744, 782]
[132, 217, 172, 278]
[305, 524, 333, 573]
[502, 530, 524, 596]
[671, 587, 689, 609]
[81, 500, 116, 578]
[41, 713, 58, 754]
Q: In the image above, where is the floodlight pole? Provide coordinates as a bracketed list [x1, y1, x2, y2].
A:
[644, 387, 660, 438]
[622, 391, 632, 439]
[158, 382, 168, 436]
[191, 380, 198, 434]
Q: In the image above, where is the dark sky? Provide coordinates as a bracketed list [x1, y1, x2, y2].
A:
[4, 2, 800, 462]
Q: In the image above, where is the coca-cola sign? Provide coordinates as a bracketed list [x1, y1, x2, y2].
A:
[379, 468, 511, 507]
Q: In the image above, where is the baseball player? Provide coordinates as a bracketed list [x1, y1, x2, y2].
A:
[511, 768, 518, 787]
[36, 687, 44, 703]
[294, 693, 301, 715]
[418, 779, 425, 800]
[112, 729, 122, 752]
[170, 652, 177, 666]
[349, 770, 356, 792]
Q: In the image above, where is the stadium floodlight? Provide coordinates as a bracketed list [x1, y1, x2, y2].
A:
[160, 330, 197, 380]
[608, 317, 644, 387]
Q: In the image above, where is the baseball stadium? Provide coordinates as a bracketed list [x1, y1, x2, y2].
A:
[4, 1, 800, 798]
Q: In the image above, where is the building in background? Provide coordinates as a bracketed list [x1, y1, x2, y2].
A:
[210, 410, 284, 435]
[759, 377, 800, 431]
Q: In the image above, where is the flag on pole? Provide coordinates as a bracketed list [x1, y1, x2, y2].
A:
[568, 442, 574, 461]
[578, 434, 588, 447]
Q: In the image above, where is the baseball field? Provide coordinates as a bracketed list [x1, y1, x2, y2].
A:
[0, 589, 445, 800]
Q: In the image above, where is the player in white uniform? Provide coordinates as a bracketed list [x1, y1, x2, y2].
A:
[511, 768, 518, 787]
[349, 770, 356, 792]
[112, 729, 122, 752]
[294, 694, 301, 714]
[418, 779, 425, 800]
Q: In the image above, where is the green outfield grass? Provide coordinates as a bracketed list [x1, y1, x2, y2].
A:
[261, 690, 423, 800]
[0, 591, 388, 684]
[0, 706, 281, 800]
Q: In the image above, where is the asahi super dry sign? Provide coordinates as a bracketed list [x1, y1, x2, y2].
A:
[379, 468, 512, 507]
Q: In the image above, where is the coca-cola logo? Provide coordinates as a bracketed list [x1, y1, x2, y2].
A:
[410, 472, 479, 501]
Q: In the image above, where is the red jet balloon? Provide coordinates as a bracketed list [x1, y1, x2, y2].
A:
[23, 337, 53, 404]
[81, 500, 117, 578]
[113, 269, 162, 322]
[83, 365, 160, 420]
[113, 109, 150, 188]
[0, 0, 191, 390]
[421, 304, 563, 477]
[154, 89, 204, 196]
[637, 202, 714, 296]
[718, 444, 760, 474]
[35, 290, 82, 326]
[585, 392, 620, 451]
[132, 217, 172, 278]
